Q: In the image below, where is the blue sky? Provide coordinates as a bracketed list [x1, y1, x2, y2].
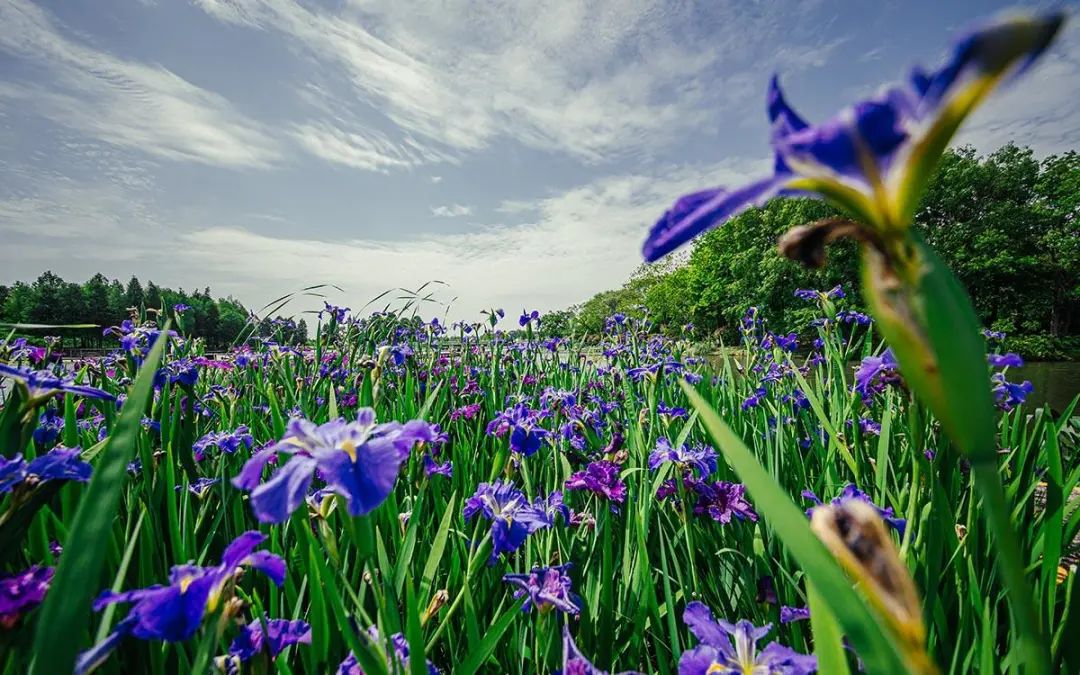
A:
[1, 0, 1076, 321]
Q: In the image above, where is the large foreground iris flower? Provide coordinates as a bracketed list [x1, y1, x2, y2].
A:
[76, 532, 285, 674]
[643, 13, 1064, 262]
[232, 409, 435, 523]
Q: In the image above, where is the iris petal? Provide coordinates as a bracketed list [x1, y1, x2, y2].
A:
[643, 176, 786, 261]
[889, 12, 1065, 224]
[249, 456, 318, 524]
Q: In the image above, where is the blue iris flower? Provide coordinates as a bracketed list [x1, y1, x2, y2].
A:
[643, 13, 1064, 262]
[0, 363, 114, 402]
[463, 480, 552, 564]
[232, 409, 435, 523]
[0, 447, 92, 494]
[76, 532, 286, 674]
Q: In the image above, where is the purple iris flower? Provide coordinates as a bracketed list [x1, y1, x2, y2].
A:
[193, 425, 254, 461]
[464, 480, 552, 563]
[794, 288, 819, 301]
[0, 565, 53, 628]
[320, 302, 349, 323]
[648, 438, 717, 477]
[853, 349, 901, 401]
[0, 447, 92, 494]
[691, 481, 758, 524]
[215, 617, 311, 672]
[983, 329, 1007, 341]
[741, 387, 768, 411]
[566, 461, 626, 505]
[32, 408, 64, 446]
[173, 303, 191, 313]
[656, 401, 688, 419]
[803, 484, 906, 537]
[176, 477, 220, 498]
[422, 452, 452, 478]
[837, 310, 872, 326]
[534, 491, 570, 524]
[503, 563, 581, 615]
[988, 352, 1024, 368]
[338, 627, 439, 674]
[643, 13, 1064, 261]
[992, 373, 1033, 412]
[232, 410, 435, 523]
[76, 532, 285, 674]
[561, 626, 640, 675]
[487, 404, 549, 457]
[0, 363, 114, 402]
[679, 602, 816, 675]
[519, 310, 540, 327]
[780, 606, 811, 624]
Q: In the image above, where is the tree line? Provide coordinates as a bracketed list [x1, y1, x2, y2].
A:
[562, 144, 1079, 359]
[0, 272, 308, 350]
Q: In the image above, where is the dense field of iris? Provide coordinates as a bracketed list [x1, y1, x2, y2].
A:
[0, 291, 1076, 674]
[2, 9, 1077, 675]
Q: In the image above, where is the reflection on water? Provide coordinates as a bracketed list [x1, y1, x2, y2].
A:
[1009, 361, 1080, 413]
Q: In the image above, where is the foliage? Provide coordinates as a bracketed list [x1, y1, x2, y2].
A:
[0, 272, 308, 349]
[569, 145, 1080, 355]
[0, 300, 1076, 673]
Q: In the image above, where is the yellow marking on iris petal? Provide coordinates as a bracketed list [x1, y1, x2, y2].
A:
[178, 576, 194, 593]
[341, 440, 358, 462]
[705, 664, 727, 674]
[890, 72, 1002, 227]
[785, 176, 883, 231]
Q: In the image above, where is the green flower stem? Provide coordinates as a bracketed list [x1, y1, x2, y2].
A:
[970, 459, 1049, 675]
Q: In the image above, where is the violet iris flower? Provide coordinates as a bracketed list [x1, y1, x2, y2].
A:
[644, 13, 1065, 262]
[691, 481, 757, 524]
[232, 409, 435, 523]
[486, 403, 549, 456]
[566, 461, 627, 505]
[422, 452, 453, 478]
[503, 563, 581, 615]
[76, 532, 286, 674]
[0, 363, 114, 402]
[0, 565, 53, 628]
[853, 349, 901, 401]
[679, 602, 817, 675]
[802, 484, 906, 536]
[648, 438, 717, 477]
[215, 617, 311, 672]
[992, 374, 1033, 412]
[561, 626, 641, 675]
[0, 447, 92, 493]
[780, 606, 811, 624]
[193, 425, 254, 461]
[338, 627, 439, 675]
[464, 480, 552, 563]
[988, 352, 1024, 368]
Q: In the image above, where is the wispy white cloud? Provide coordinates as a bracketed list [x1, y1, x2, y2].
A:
[291, 122, 445, 173]
[0, 0, 281, 168]
[955, 19, 1080, 156]
[194, 1, 823, 162]
[430, 204, 472, 218]
[170, 157, 769, 316]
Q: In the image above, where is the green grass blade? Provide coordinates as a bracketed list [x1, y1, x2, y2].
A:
[29, 326, 169, 675]
[681, 381, 914, 675]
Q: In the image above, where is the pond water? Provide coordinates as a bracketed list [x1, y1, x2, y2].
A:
[704, 352, 1080, 415]
[1010, 360, 1080, 413]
